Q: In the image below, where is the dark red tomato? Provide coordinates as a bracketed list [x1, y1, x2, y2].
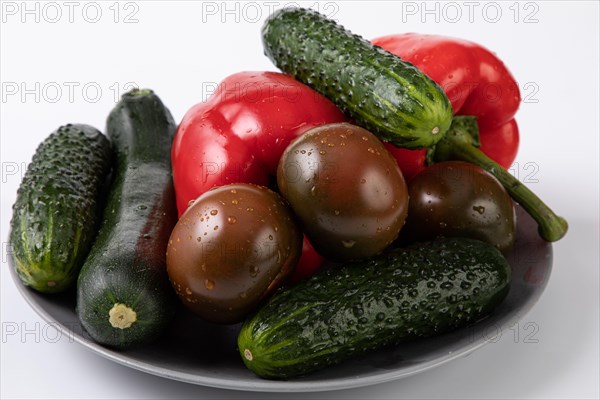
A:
[277, 123, 409, 262]
[404, 161, 516, 253]
[166, 183, 302, 324]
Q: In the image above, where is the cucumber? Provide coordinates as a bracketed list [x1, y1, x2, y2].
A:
[76, 89, 178, 349]
[238, 237, 511, 379]
[9, 124, 112, 293]
[262, 8, 453, 149]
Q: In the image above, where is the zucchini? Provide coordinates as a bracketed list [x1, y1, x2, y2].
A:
[76, 89, 178, 349]
[238, 237, 511, 379]
[9, 124, 112, 293]
[262, 7, 453, 149]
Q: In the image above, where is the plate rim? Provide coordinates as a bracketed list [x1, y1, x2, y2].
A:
[8, 269, 511, 392]
[8, 207, 553, 392]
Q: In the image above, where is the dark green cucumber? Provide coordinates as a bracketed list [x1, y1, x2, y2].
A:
[76, 89, 178, 349]
[262, 7, 453, 149]
[9, 124, 112, 293]
[238, 237, 510, 379]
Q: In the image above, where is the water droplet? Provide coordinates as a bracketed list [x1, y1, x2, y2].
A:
[204, 279, 215, 290]
[231, 199, 238, 205]
[230, 189, 237, 194]
[376, 312, 386, 321]
[213, 225, 219, 231]
[310, 186, 317, 196]
[187, 199, 195, 208]
[342, 239, 356, 248]
[428, 292, 442, 300]
[210, 209, 218, 216]
[228, 216, 237, 224]
[249, 265, 260, 277]
[439, 222, 447, 228]
[360, 178, 366, 184]
[319, 150, 326, 155]
[137, 205, 147, 210]
[334, 210, 340, 216]
[185, 288, 192, 295]
[441, 282, 453, 289]
[473, 205, 485, 214]
[197, 237, 202, 242]
[352, 305, 364, 317]
[268, 234, 274, 240]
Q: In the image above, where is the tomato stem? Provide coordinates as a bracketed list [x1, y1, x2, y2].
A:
[432, 116, 568, 242]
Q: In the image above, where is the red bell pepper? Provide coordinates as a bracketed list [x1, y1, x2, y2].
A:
[372, 33, 521, 181]
[374, 34, 566, 242]
[171, 71, 347, 281]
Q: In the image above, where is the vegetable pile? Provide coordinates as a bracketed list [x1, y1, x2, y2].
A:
[9, 8, 567, 380]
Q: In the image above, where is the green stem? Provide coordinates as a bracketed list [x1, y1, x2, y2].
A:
[432, 116, 568, 242]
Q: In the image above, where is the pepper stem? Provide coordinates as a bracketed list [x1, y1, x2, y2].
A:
[431, 116, 568, 242]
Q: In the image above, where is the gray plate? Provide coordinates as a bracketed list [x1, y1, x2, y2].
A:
[9, 205, 552, 392]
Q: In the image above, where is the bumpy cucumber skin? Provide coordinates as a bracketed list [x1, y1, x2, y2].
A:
[238, 237, 511, 379]
[9, 124, 112, 293]
[76, 89, 178, 349]
[262, 8, 453, 149]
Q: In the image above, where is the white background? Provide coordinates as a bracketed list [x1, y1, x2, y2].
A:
[1, 1, 598, 398]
